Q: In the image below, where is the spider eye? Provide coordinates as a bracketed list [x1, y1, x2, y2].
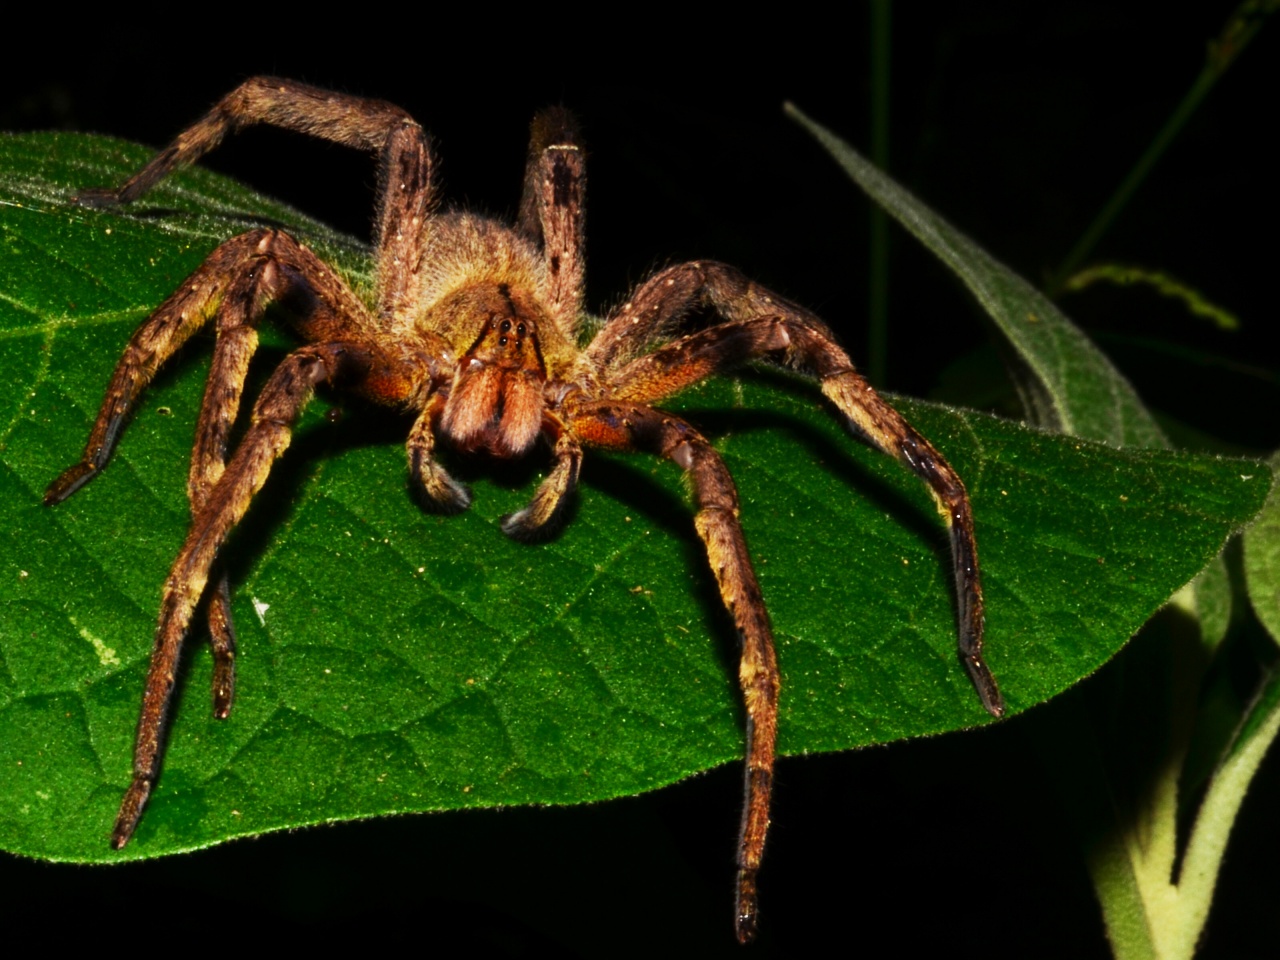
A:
[500, 319, 512, 333]
[517, 322, 526, 336]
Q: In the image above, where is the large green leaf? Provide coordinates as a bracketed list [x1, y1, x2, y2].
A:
[0, 132, 1268, 862]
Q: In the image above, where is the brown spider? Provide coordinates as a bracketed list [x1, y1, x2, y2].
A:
[45, 78, 1004, 942]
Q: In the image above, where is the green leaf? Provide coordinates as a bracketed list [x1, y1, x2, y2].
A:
[785, 103, 1167, 449]
[1245, 450, 1280, 648]
[0, 132, 1269, 862]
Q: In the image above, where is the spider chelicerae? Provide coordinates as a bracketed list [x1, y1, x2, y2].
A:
[46, 78, 1004, 942]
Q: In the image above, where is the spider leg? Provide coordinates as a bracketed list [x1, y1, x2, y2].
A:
[185, 229, 364, 715]
[71, 76, 437, 331]
[517, 107, 586, 339]
[112, 340, 374, 849]
[500, 412, 582, 540]
[76, 77, 419, 206]
[407, 392, 470, 512]
[45, 229, 286, 505]
[49, 228, 386, 721]
[598, 261, 1003, 717]
[568, 400, 777, 944]
[185, 260, 271, 720]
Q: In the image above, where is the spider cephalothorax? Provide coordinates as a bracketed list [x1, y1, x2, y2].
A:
[47, 78, 1004, 943]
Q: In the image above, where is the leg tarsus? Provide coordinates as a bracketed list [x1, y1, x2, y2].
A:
[407, 398, 470, 513]
[112, 777, 153, 850]
[501, 418, 581, 541]
[44, 461, 101, 505]
[735, 755, 775, 943]
[208, 577, 237, 719]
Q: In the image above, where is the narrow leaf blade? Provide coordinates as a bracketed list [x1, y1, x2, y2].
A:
[785, 103, 1166, 449]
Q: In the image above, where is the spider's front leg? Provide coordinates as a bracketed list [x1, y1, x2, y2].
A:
[71, 75, 438, 339]
[598, 261, 1003, 716]
[569, 400, 778, 944]
[113, 339, 375, 849]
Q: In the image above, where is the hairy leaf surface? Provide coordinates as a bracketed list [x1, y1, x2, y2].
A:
[0, 133, 1267, 861]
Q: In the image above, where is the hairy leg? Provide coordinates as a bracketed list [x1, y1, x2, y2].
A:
[45, 229, 283, 505]
[185, 258, 269, 719]
[72, 76, 438, 329]
[596, 261, 1002, 716]
[184, 229, 375, 714]
[407, 392, 470, 512]
[48, 227, 390, 716]
[570, 400, 778, 943]
[517, 107, 586, 340]
[76, 77, 418, 206]
[113, 341, 374, 849]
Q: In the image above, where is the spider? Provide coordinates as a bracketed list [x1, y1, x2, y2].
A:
[45, 78, 1004, 943]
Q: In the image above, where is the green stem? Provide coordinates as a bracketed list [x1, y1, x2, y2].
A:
[867, 0, 890, 385]
[1048, 0, 1276, 295]
[1062, 264, 1241, 331]
[1170, 669, 1280, 958]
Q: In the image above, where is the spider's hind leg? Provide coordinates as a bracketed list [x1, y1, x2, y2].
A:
[114, 339, 375, 849]
[517, 107, 586, 340]
[569, 400, 777, 943]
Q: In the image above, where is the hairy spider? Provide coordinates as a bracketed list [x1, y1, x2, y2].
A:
[46, 78, 1004, 942]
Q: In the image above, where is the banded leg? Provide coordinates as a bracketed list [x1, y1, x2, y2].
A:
[113, 340, 373, 849]
[571, 400, 778, 944]
[72, 76, 437, 330]
[185, 232, 336, 716]
[44, 229, 285, 505]
[501, 412, 582, 540]
[185, 260, 270, 719]
[517, 107, 586, 338]
[600, 261, 1002, 716]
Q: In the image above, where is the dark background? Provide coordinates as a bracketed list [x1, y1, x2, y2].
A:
[2, 3, 1278, 955]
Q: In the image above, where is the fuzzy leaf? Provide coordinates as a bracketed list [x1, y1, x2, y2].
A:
[0, 132, 1268, 861]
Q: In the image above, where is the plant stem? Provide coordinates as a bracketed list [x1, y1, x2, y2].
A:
[868, 0, 891, 385]
[1172, 669, 1280, 958]
[1047, 0, 1277, 295]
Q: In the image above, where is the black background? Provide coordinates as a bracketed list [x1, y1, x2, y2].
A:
[2, 3, 1278, 955]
